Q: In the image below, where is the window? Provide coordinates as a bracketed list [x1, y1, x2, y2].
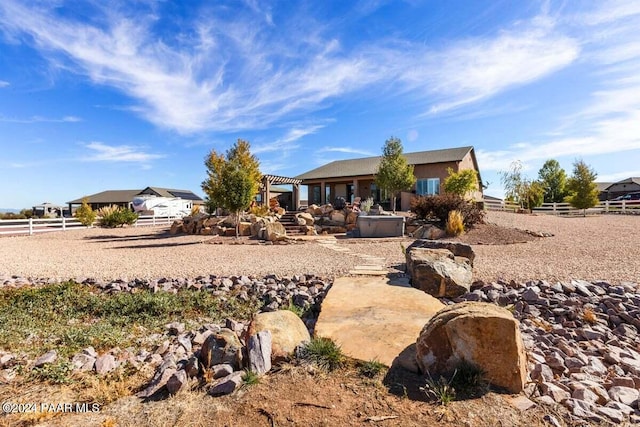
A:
[416, 178, 440, 196]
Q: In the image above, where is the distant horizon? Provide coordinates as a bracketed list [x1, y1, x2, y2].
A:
[1, 1, 639, 208]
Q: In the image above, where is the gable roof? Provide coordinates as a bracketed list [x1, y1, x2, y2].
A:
[67, 187, 203, 204]
[295, 146, 475, 180]
[603, 177, 640, 191]
[140, 187, 203, 201]
[595, 182, 613, 192]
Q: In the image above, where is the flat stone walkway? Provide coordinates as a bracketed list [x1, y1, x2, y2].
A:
[316, 238, 388, 276]
[314, 275, 445, 367]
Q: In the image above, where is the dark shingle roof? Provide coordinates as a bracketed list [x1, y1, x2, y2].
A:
[67, 187, 203, 204]
[595, 182, 613, 192]
[67, 190, 141, 205]
[295, 146, 474, 180]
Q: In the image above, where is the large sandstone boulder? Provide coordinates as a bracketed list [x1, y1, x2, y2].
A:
[264, 221, 287, 241]
[416, 302, 527, 393]
[406, 247, 472, 297]
[406, 239, 475, 266]
[238, 222, 252, 236]
[330, 210, 346, 223]
[169, 220, 183, 235]
[346, 211, 358, 224]
[249, 311, 310, 361]
[199, 328, 243, 370]
[296, 212, 314, 226]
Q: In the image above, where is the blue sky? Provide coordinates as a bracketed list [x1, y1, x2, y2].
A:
[1, 1, 640, 209]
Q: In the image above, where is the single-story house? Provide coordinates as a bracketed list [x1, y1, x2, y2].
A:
[602, 177, 640, 200]
[67, 186, 204, 212]
[295, 146, 483, 211]
[595, 182, 614, 201]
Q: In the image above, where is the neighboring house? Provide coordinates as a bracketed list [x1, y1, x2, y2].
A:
[295, 146, 482, 211]
[594, 182, 613, 201]
[67, 186, 203, 212]
[603, 177, 640, 200]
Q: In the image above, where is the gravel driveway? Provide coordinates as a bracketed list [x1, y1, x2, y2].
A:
[1, 211, 638, 284]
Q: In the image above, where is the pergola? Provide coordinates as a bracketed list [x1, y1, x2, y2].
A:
[260, 174, 302, 209]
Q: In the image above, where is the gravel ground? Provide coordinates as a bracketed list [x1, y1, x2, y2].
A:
[1, 211, 638, 283]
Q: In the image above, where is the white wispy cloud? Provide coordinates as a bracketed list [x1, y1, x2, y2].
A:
[253, 124, 325, 154]
[0, 80, 9, 87]
[0, 115, 81, 123]
[317, 146, 376, 156]
[0, 1, 582, 135]
[598, 170, 640, 182]
[82, 142, 165, 163]
[402, 16, 579, 115]
[477, 2, 640, 173]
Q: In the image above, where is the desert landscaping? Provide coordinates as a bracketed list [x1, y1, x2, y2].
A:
[1, 210, 639, 426]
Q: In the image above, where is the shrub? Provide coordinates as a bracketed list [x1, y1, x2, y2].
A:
[410, 194, 484, 227]
[97, 205, 138, 228]
[358, 359, 386, 378]
[449, 361, 487, 396]
[360, 197, 374, 213]
[242, 369, 260, 386]
[283, 300, 305, 317]
[30, 360, 74, 384]
[445, 210, 464, 236]
[297, 337, 344, 372]
[75, 198, 97, 226]
[443, 168, 479, 197]
[421, 373, 456, 405]
[249, 204, 270, 217]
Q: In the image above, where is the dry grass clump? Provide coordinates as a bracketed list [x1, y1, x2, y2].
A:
[445, 210, 465, 236]
[582, 307, 598, 325]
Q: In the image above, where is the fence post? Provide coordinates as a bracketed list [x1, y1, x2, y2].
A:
[153, 215, 156, 226]
[622, 201, 626, 212]
[28, 218, 33, 236]
[62, 216, 66, 231]
[605, 201, 609, 213]
[553, 203, 556, 214]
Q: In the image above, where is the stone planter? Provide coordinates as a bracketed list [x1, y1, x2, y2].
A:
[356, 215, 405, 237]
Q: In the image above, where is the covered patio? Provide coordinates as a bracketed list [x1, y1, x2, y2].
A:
[259, 174, 302, 211]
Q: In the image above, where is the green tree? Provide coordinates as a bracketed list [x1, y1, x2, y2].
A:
[75, 197, 96, 226]
[565, 160, 599, 216]
[374, 137, 415, 213]
[443, 167, 479, 198]
[525, 181, 545, 210]
[538, 159, 567, 203]
[201, 139, 261, 236]
[500, 160, 544, 210]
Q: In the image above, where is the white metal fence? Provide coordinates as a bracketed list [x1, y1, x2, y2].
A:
[0, 215, 179, 236]
[483, 199, 640, 215]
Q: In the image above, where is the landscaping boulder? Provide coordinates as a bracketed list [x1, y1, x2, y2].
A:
[166, 369, 188, 394]
[209, 371, 244, 396]
[296, 212, 314, 226]
[416, 302, 528, 393]
[407, 239, 475, 266]
[199, 328, 243, 370]
[169, 220, 183, 235]
[34, 350, 57, 368]
[330, 210, 346, 224]
[249, 310, 310, 361]
[248, 330, 272, 375]
[95, 353, 117, 375]
[406, 247, 472, 297]
[264, 222, 287, 242]
[238, 222, 252, 236]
